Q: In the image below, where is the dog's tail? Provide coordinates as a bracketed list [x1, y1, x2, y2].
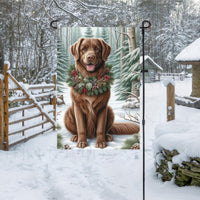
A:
[108, 123, 140, 135]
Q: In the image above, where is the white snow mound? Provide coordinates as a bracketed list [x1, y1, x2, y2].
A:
[154, 120, 200, 158]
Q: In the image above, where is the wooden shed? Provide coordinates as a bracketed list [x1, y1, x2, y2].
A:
[175, 38, 200, 97]
[140, 55, 163, 83]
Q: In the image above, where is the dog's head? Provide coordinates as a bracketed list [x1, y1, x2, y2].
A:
[70, 38, 111, 73]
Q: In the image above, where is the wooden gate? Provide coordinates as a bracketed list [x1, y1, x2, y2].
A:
[0, 64, 57, 151]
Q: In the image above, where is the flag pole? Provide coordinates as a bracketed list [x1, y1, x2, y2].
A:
[140, 20, 151, 200]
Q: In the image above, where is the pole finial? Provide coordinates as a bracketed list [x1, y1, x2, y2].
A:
[140, 20, 151, 29]
[50, 19, 59, 29]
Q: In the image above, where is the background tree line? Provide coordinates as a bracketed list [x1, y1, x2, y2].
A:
[0, 0, 199, 84]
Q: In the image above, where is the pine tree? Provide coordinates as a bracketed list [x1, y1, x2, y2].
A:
[101, 27, 109, 43]
[57, 38, 69, 93]
[95, 27, 101, 38]
[71, 27, 82, 44]
[84, 27, 94, 38]
[115, 47, 140, 100]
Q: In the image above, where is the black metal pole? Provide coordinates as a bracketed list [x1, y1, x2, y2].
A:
[140, 20, 151, 200]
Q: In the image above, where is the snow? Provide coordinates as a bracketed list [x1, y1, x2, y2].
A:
[4, 60, 10, 69]
[0, 78, 200, 200]
[163, 79, 175, 87]
[175, 38, 200, 62]
[0, 74, 3, 80]
[140, 55, 163, 71]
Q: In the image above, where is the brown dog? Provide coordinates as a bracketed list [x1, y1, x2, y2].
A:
[64, 38, 139, 148]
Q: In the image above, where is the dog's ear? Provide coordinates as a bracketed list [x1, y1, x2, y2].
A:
[98, 39, 111, 61]
[70, 38, 84, 61]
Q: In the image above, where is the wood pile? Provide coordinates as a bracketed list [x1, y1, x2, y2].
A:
[155, 148, 200, 187]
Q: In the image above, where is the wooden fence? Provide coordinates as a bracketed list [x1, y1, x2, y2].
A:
[0, 64, 56, 151]
[161, 73, 185, 81]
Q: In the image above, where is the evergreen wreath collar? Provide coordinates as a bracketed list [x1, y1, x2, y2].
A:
[66, 64, 114, 96]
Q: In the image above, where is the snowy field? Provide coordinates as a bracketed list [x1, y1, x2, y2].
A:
[0, 78, 200, 200]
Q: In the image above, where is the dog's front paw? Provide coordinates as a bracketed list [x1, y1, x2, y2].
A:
[76, 141, 88, 148]
[96, 140, 107, 148]
[71, 135, 78, 142]
[106, 134, 113, 142]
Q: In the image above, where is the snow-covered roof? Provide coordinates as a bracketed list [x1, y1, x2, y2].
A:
[140, 55, 163, 71]
[175, 38, 200, 62]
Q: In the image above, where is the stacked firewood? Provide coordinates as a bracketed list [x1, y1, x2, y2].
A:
[155, 148, 200, 187]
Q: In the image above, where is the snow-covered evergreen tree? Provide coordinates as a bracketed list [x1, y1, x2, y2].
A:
[115, 47, 140, 100]
[57, 39, 69, 93]
[84, 27, 94, 38]
[95, 27, 101, 38]
[101, 27, 109, 43]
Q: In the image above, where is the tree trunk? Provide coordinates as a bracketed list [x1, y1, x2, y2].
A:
[127, 27, 139, 96]
[191, 64, 200, 97]
[120, 27, 125, 68]
[38, 29, 44, 72]
[66, 27, 68, 54]
[15, 3, 21, 78]
[127, 27, 136, 52]
[109, 27, 112, 47]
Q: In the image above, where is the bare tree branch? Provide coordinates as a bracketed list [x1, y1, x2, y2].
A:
[122, 91, 140, 102]
[42, 0, 54, 21]
[120, 111, 140, 124]
[76, 0, 112, 10]
[53, 0, 82, 22]
[114, 28, 131, 40]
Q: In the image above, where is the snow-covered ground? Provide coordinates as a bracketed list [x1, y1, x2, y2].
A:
[0, 78, 200, 200]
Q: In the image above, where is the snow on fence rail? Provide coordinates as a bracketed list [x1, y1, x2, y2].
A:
[160, 72, 185, 81]
[0, 64, 57, 151]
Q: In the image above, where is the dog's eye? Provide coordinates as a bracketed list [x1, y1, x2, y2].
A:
[94, 46, 99, 51]
[81, 46, 87, 51]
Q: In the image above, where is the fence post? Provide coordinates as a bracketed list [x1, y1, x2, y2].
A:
[0, 78, 4, 150]
[167, 83, 175, 121]
[4, 64, 9, 150]
[42, 87, 44, 132]
[52, 74, 56, 130]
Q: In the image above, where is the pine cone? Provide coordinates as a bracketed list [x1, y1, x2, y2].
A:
[131, 143, 140, 150]
[64, 144, 71, 150]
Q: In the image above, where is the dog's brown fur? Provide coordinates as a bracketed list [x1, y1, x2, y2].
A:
[64, 38, 140, 148]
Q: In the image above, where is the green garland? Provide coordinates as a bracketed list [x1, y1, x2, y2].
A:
[66, 64, 114, 96]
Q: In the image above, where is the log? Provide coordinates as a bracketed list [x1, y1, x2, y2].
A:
[180, 168, 200, 179]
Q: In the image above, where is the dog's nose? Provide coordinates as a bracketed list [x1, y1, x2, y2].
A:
[87, 54, 95, 61]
